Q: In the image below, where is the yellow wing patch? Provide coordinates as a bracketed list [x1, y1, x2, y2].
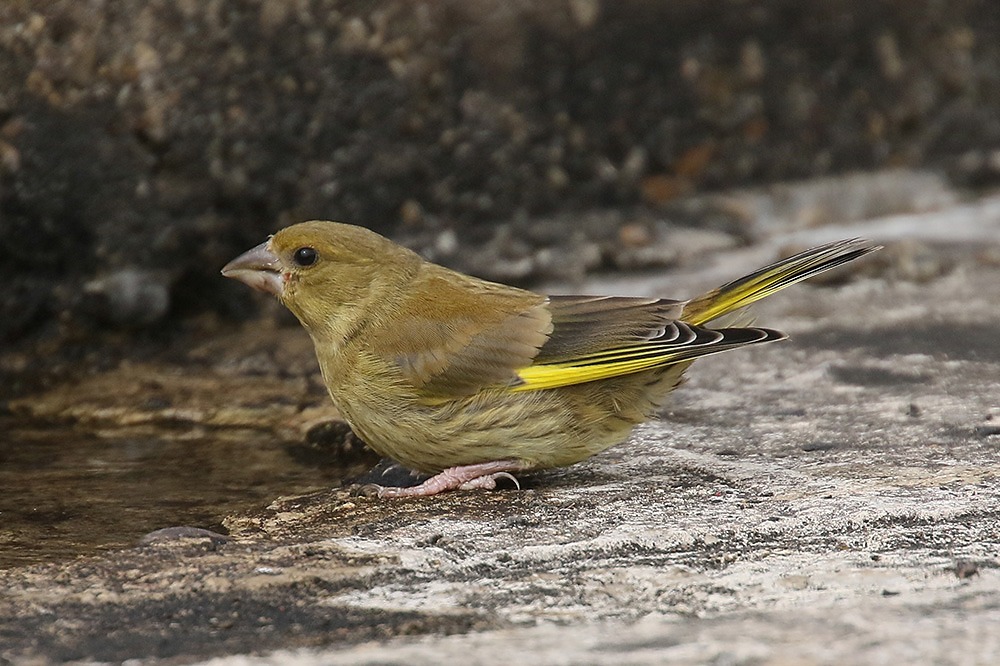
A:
[510, 327, 782, 392]
[511, 346, 679, 391]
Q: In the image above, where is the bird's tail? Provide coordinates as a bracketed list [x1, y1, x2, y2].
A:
[681, 238, 880, 327]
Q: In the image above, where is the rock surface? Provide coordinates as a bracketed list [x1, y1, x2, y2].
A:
[2, 202, 999, 663]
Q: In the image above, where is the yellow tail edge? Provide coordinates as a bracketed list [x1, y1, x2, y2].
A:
[681, 238, 880, 327]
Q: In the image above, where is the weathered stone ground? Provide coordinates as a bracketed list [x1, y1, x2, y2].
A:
[2, 176, 999, 664]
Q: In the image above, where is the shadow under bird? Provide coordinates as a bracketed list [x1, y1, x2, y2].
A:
[223, 221, 878, 497]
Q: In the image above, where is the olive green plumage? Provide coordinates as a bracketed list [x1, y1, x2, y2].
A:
[224, 221, 877, 480]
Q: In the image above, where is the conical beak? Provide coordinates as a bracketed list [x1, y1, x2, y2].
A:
[221, 241, 285, 297]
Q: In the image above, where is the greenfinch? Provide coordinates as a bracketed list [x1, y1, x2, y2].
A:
[223, 221, 877, 497]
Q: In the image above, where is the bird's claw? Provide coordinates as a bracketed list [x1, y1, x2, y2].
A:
[456, 471, 521, 490]
[353, 483, 385, 498]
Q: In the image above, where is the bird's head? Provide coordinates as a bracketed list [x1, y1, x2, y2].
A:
[222, 220, 421, 338]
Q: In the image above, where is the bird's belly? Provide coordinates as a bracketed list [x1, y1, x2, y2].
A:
[330, 386, 639, 474]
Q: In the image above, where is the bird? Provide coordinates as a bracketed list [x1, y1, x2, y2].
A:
[222, 221, 878, 497]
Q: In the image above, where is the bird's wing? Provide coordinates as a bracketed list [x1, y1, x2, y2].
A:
[372, 287, 784, 398]
[367, 272, 553, 399]
[510, 295, 785, 392]
[534, 295, 686, 363]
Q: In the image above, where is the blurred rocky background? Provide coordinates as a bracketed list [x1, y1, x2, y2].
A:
[2, 0, 1000, 394]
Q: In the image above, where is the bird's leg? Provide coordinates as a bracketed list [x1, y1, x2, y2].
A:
[376, 459, 527, 498]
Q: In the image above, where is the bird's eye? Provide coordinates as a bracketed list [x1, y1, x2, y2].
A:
[292, 246, 318, 267]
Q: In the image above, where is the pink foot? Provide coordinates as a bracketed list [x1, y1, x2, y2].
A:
[376, 460, 527, 498]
